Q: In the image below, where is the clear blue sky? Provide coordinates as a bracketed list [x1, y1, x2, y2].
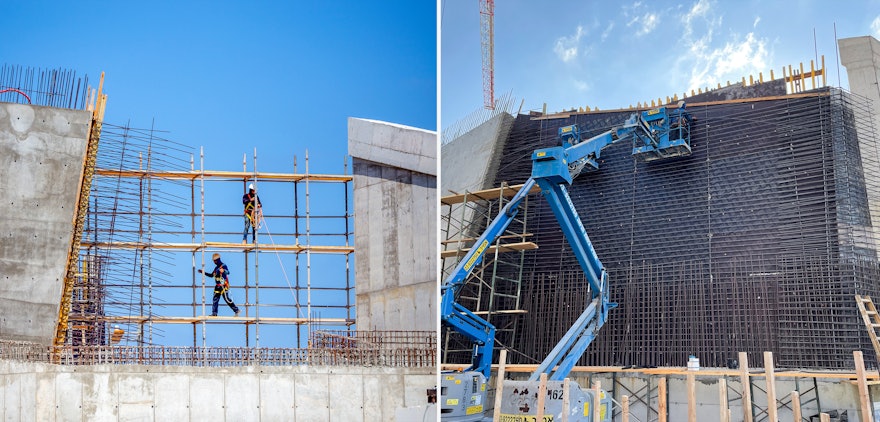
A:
[441, 0, 880, 131]
[1, 1, 436, 347]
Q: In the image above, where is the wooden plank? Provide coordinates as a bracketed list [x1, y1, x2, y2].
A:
[471, 310, 528, 316]
[95, 168, 352, 182]
[440, 241, 538, 258]
[854, 351, 872, 422]
[739, 352, 754, 422]
[764, 351, 778, 422]
[68, 315, 353, 325]
[441, 183, 542, 205]
[440, 233, 534, 245]
[791, 391, 802, 422]
[492, 349, 507, 422]
[687, 373, 696, 422]
[621, 395, 629, 422]
[820, 413, 830, 422]
[81, 241, 353, 254]
[530, 91, 831, 120]
[592, 381, 601, 422]
[719, 378, 729, 422]
[438, 363, 880, 380]
[536, 373, 548, 422]
[658, 377, 667, 422]
[561, 378, 570, 422]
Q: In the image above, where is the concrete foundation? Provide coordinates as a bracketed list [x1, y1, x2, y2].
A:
[0, 359, 434, 421]
[0, 103, 91, 345]
[348, 118, 437, 331]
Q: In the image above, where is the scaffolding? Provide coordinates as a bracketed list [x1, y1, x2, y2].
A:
[443, 87, 880, 370]
[69, 121, 356, 349]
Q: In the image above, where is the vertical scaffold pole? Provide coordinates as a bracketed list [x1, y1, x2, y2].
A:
[200, 147, 207, 349]
[254, 148, 260, 349]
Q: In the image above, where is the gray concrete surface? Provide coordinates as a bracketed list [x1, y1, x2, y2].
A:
[348, 118, 437, 331]
[840, 35, 880, 258]
[0, 103, 91, 345]
[0, 359, 434, 421]
[440, 112, 513, 197]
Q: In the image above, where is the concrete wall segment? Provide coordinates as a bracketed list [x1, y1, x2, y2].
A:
[347, 117, 436, 176]
[0, 102, 91, 345]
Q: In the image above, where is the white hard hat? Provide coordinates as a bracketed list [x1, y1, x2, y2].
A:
[248, 183, 255, 190]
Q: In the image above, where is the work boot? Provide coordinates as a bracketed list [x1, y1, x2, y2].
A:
[210, 313, 217, 317]
[235, 310, 240, 317]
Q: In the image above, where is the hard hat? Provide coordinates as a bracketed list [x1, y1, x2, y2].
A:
[248, 183, 255, 190]
[212, 253, 221, 260]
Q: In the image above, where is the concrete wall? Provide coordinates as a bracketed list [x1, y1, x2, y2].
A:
[0, 359, 434, 421]
[0, 103, 91, 345]
[440, 112, 513, 196]
[348, 118, 437, 331]
[840, 35, 880, 259]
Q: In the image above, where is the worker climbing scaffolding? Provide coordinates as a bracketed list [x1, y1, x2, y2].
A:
[242, 183, 263, 244]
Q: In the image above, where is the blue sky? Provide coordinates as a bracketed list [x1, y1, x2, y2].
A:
[1, 1, 436, 347]
[441, 0, 880, 130]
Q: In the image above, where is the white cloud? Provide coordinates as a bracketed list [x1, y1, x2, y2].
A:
[624, 2, 661, 37]
[872, 15, 880, 39]
[673, 0, 770, 92]
[753, 16, 761, 28]
[683, 0, 711, 38]
[554, 25, 586, 63]
[601, 22, 615, 42]
[574, 79, 590, 91]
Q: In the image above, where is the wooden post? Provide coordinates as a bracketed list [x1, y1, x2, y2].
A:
[739, 352, 754, 422]
[592, 381, 602, 422]
[854, 351, 872, 422]
[687, 373, 696, 422]
[492, 349, 507, 422]
[820, 413, 830, 422]
[562, 378, 570, 422]
[658, 377, 667, 422]
[621, 395, 630, 422]
[763, 351, 778, 422]
[791, 391, 802, 422]
[536, 373, 548, 422]
[719, 378, 729, 422]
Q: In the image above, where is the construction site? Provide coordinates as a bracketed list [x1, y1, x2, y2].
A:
[441, 36, 880, 421]
[0, 65, 437, 420]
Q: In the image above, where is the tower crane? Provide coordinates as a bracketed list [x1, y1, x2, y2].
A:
[480, 0, 494, 110]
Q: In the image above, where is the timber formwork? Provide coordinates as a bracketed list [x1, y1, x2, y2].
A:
[446, 87, 880, 370]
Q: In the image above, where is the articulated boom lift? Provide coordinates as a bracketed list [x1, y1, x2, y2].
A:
[441, 104, 692, 421]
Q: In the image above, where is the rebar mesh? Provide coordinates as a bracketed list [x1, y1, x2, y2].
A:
[449, 87, 880, 370]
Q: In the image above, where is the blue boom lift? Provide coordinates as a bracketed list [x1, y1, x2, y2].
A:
[440, 104, 692, 421]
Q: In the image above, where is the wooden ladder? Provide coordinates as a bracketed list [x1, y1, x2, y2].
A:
[855, 295, 880, 360]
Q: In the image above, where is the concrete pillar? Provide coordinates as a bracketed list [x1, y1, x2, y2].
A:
[347, 118, 437, 331]
[839, 36, 880, 257]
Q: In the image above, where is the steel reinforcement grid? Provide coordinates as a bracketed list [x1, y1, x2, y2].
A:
[445, 87, 880, 370]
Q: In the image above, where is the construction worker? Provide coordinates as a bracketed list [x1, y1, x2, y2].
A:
[242, 183, 262, 244]
[198, 253, 240, 317]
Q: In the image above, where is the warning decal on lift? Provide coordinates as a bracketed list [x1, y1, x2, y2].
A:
[498, 415, 552, 422]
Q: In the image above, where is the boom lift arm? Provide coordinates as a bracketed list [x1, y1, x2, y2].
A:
[440, 104, 692, 421]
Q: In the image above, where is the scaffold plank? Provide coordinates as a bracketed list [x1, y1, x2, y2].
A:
[441, 183, 541, 205]
[69, 315, 354, 325]
[440, 241, 538, 258]
[80, 241, 353, 254]
[95, 168, 352, 182]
